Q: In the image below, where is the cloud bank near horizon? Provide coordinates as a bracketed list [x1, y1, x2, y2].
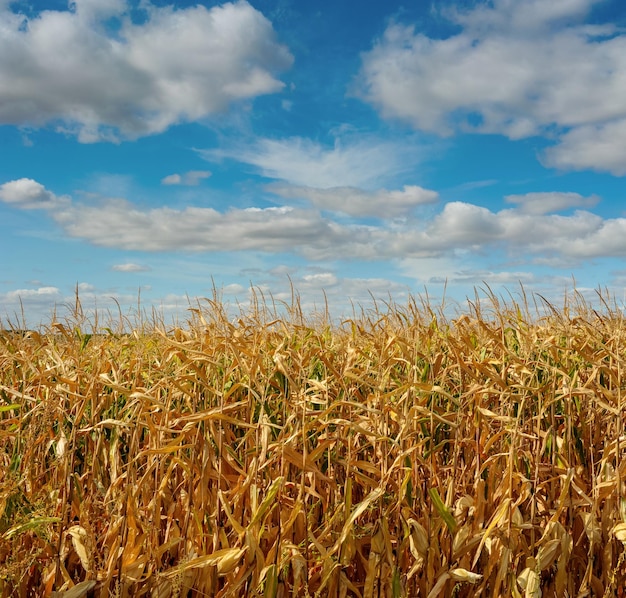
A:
[1, 177, 620, 264]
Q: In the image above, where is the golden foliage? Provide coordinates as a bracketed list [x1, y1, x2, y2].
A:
[0, 289, 625, 596]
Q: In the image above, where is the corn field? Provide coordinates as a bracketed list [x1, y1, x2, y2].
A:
[1, 290, 625, 597]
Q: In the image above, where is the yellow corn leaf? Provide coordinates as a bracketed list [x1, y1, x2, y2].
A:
[580, 513, 601, 544]
[477, 407, 515, 423]
[249, 476, 284, 528]
[452, 525, 471, 559]
[536, 539, 560, 571]
[363, 558, 381, 598]
[66, 525, 91, 572]
[612, 523, 626, 544]
[449, 568, 482, 583]
[472, 498, 511, 568]
[407, 518, 429, 557]
[555, 533, 572, 596]
[218, 490, 245, 535]
[517, 566, 541, 598]
[335, 487, 383, 552]
[162, 547, 247, 578]
[52, 580, 96, 598]
[280, 444, 336, 485]
[55, 431, 68, 459]
[426, 571, 450, 598]
[216, 547, 248, 576]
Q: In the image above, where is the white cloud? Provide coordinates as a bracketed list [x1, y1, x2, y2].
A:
[426, 202, 502, 247]
[112, 263, 151, 272]
[1, 287, 63, 322]
[161, 174, 182, 186]
[504, 191, 599, 214]
[238, 269, 411, 318]
[268, 184, 438, 218]
[222, 283, 246, 295]
[161, 171, 211, 186]
[301, 272, 339, 286]
[0, 1, 293, 142]
[357, 0, 626, 174]
[5, 177, 626, 264]
[204, 135, 424, 189]
[52, 200, 358, 258]
[0, 178, 67, 210]
[0, 284, 158, 327]
[4, 286, 61, 301]
[427, 269, 537, 285]
[543, 118, 626, 175]
[447, 0, 604, 33]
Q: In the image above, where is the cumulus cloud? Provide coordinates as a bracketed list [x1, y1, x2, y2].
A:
[413, 201, 606, 257]
[1, 287, 63, 322]
[447, 0, 604, 33]
[268, 184, 438, 218]
[356, 0, 626, 174]
[112, 263, 151, 272]
[0, 1, 293, 142]
[4, 286, 61, 301]
[543, 118, 626, 175]
[504, 191, 599, 214]
[4, 177, 626, 264]
[161, 171, 211, 186]
[52, 200, 360, 258]
[204, 136, 424, 189]
[0, 178, 67, 210]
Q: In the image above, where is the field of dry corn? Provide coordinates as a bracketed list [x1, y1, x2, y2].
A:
[1, 292, 626, 597]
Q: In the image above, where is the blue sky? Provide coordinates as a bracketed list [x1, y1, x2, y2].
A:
[2, 0, 626, 325]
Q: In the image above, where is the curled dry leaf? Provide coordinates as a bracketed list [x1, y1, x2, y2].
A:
[449, 568, 482, 583]
[612, 522, 626, 544]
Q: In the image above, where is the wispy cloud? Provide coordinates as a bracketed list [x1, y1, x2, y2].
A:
[0, 1, 293, 142]
[202, 135, 426, 189]
[112, 263, 151, 273]
[161, 171, 212, 186]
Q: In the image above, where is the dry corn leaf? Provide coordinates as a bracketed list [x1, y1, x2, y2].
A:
[426, 571, 450, 598]
[449, 568, 482, 583]
[407, 518, 429, 558]
[334, 487, 383, 552]
[66, 525, 91, 572]
[580, 512, 601, 544]
[517, 565, 541, 598]
[50, 580, 97, 598]
[249, 476, 284, 528]
[536, 538, 560, 571]
[162, 547, 247, 578]
[612, 522, 626, 544]
[472, 498, 511, 568]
